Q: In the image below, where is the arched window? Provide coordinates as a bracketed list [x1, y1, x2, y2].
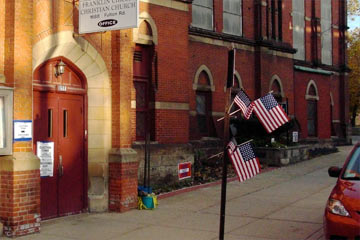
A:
[193, 65, 214, 137]
[196, 71, 212, 136]
[133, 12, 157, 141]
[306, 81, 319, 137]
[269, 75, 284, 103]
[133, 12, 158, 45]
[271, 80, 282, 102]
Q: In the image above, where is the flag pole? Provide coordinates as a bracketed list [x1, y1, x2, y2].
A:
[219, 48, 235, 240]
[217, 109, 241, 122]
[237, 139, 253, 146]
[227, 100, 235, 113]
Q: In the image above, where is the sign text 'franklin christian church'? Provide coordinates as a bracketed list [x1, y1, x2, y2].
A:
[79, 0, 139, 34]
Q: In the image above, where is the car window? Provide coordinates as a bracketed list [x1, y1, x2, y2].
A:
[343, 146, 360, 180]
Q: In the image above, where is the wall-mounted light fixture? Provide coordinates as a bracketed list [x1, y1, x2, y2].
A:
[55, 60, 66, 77]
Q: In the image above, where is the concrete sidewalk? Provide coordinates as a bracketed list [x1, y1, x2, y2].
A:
[18, 145, 354, 240]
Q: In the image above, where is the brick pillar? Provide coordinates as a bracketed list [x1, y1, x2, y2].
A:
[0, 153, 40, 237]
[111, 29, 135, 149]
[108, 149, 138, 212]
[0, 1, 41, 237]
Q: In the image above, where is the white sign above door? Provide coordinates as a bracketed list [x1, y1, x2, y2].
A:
[79, 0, 139, 34]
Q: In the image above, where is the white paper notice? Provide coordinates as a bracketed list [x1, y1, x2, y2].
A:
[37, 141, 54, 177]
[14, 121, 32, 141]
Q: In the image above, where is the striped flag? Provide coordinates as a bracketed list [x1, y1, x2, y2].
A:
[253, 93, 290, 133]
[234, 90, 254, 119]
[227, 139, 261, 182]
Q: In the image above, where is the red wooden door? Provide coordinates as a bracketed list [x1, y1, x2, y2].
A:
[33, 92, 85, 219]
[58, 94, 84, 216]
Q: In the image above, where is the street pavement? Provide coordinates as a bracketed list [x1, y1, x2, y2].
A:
[18, 145, 356, 240]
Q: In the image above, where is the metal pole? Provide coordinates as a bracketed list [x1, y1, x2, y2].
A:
[146, 132, 151, 189]
[219, 87, 232, 240]
[143, 134, 148, 188]
[219, 48, 235, 240]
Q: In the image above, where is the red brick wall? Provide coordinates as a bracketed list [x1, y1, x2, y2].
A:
[155, 110, 188, 143]
[0, 170, 40, 237]
[109, 161, 138, 212]
[242, 1, 255, 39]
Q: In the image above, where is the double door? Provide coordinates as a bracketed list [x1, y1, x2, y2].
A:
[33, 91, 85, 219]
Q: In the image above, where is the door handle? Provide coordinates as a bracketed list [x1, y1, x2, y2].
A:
[59, 155, 64, 177]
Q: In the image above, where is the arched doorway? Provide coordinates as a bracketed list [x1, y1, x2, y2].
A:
[33, 57, 87, 219]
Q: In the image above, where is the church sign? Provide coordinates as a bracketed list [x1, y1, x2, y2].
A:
[79, 0, 138, 34]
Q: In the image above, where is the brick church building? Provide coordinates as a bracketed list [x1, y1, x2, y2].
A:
[0, 0, 349, 237]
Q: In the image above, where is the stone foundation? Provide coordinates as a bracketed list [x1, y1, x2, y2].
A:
[133, 138, 223, 187]
[256, 140, 337, 167]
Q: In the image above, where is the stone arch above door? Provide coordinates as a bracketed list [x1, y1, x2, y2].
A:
[32, 30, 111, 212]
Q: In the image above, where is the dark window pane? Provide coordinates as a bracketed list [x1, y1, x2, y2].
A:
[197, 115, 208, 133]
[307, 100, 317, 136]
[308, 85, 316, 96]
[308, 120, 315, 136]
[196, 95, 206, 115]
[136, 111, 146, 139]
[48, 109, 53, 138]
[63, 110, 68, 138]
[135, 82, 146, 109]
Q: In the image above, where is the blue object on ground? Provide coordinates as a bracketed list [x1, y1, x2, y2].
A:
[141, 196, 154, 209]
[138, 186, 152, 194]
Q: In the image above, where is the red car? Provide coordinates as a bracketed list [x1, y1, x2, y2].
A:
[324, 143, 360, 240]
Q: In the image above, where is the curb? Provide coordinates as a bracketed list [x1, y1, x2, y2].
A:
[157, 167, 278, 200]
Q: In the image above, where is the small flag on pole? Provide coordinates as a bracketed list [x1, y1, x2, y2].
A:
[227, 139, 260, 182]
[253, 93, 290, 133]
[234, 90, 254, 119]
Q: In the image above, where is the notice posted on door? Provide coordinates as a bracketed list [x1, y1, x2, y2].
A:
[37, 141, 54, 177]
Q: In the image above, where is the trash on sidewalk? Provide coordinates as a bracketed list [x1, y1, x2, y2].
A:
[138, 186, 158, 210]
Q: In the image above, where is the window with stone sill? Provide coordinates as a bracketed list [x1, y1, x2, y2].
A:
[192, 0, 213, 30]
[321, 0, 332, 65]
[0, 88, 13, 155]
[223, 0, 242, 36]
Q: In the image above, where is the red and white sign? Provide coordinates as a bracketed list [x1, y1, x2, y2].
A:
[178, 162, 191, 180]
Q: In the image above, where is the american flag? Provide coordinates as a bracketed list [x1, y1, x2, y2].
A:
[227, 139, 260, 182]
[234, 90, 254, 119]
[253, 93, 289, 133]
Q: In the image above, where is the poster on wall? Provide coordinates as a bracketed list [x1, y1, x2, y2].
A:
[79, 0, 139, 34]
[178, 162, 192, 180]
[37, 141, 54, 177]
[13, 120, 32, 141]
